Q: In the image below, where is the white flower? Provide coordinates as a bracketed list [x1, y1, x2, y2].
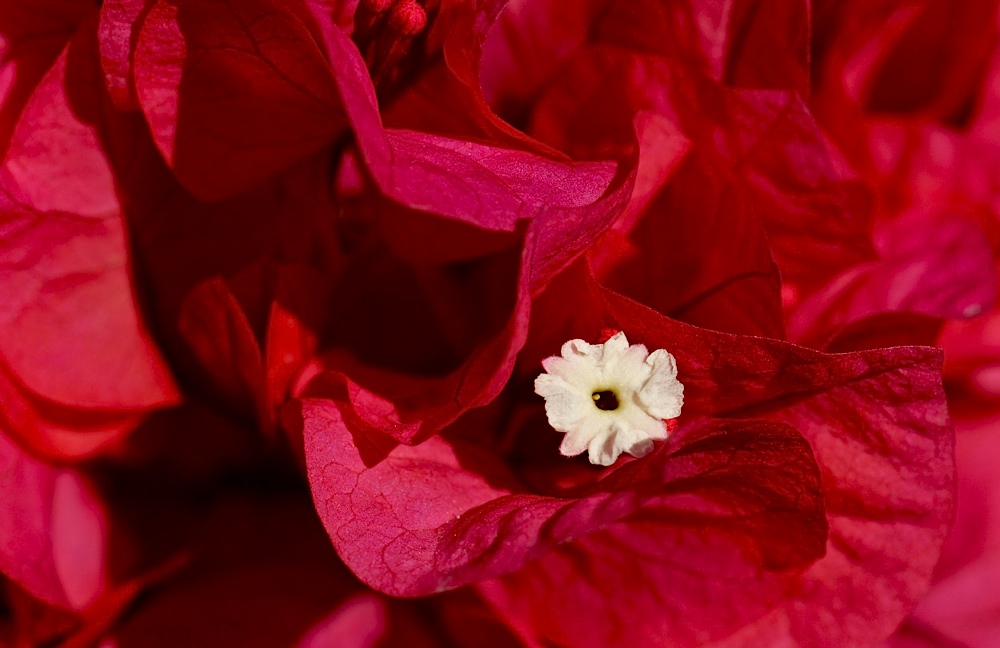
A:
[534, 332, 684, 466]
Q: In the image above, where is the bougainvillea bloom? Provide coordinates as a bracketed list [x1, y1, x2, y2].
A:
[534, 331, 683, 465]
[0, 0, 994, 646]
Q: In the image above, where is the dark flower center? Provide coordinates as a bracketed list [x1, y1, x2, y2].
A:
[592, 390, 619, 411]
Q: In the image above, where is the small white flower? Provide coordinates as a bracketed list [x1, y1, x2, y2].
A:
[534, 332, 684, 466]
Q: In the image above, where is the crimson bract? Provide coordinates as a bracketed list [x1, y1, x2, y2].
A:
[0, 1, 981, 646]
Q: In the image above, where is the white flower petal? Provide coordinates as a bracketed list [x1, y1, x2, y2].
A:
[624, 436, 655, 459]
[605, 343, 653, 391]
[561, 338, 598, 361]
[588, 423, 623, 466]
[534, 374, 590, 433]
[620, 405, 668, 442]
[637, 349, 684, 420]
[559, 416, 604, 458]
[542, 354, 601, 392]
[614, 423, 655, 460]
[599, 332, 631, 366]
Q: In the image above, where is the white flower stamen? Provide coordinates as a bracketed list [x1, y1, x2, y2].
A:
[534, 332, 684, 466]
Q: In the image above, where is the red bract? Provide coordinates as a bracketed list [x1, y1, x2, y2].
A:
[0, 430, 106, 610]
[788, 213, 996, 350]
[723, 0, 810, 95]
[302, 263, 953, 646]
[594, 144, 785, 338]
[131, 0, 349, 200]
[483, 1, 872, 314]
[889, 410, 1000, 648]
[312, 16, 633, 286]
[112, 125, 342, 431]
[0, 0, 95, 154]
[108, 495, 366, 648]
[0, 0, 980, 646]
[0, 22, 177, 460]
[95, 477, 525, 647]
[810, 3, 1000, 646]
[0, 421, 189, 647]
[276, 15, 640, 451]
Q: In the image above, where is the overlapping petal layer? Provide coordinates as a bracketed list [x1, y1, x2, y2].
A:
[0, 1, 984, 646]
[0, 23, 177, 460]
